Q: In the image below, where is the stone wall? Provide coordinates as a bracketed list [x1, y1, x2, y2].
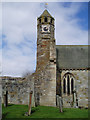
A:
[1, 76, 35, 107]
[34, 36, 56, 106]
[34, 61, 56, 107]
[56, 70, 89, 108]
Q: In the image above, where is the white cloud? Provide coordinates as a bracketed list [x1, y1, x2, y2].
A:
[0, 3, 2, 75]
[48, 2, 88, 45]
[1, 2, 88, 77]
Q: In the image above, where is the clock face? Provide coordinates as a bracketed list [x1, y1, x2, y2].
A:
[42, 25, 50, 33]
[44, 27, 48, 31]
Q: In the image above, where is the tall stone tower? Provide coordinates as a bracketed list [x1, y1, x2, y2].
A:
[34, 9, 56, 106]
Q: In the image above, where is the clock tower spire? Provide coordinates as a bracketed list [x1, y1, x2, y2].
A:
[36, 10, 55, 71]
[35, 10, 56, 106]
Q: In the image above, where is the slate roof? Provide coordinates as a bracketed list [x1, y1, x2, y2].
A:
[56, 45, 89, 70]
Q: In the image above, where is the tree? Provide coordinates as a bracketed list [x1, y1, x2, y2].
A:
[22, 70, 34, 78]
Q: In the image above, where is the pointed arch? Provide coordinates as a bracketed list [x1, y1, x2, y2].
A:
[71, 78, 74, 94]
[67, 75, 70, 95]
[63, 78, 66, 94]
[62, 73, 75, 95]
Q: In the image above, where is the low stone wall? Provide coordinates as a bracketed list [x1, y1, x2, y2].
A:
[1, 76, 35, 107]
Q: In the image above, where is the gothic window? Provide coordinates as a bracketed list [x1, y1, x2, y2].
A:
[63, 78, 66, 93]
[71, 78, 74, 94]
[45, 17, 47, 22]
[62, 73, 75, 95]
[67, 75, 70, 95]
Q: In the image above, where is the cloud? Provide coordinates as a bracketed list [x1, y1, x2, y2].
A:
[48, 2, 88, 45]
[0, 3, 2, 75]
[1, 2, 88, 77]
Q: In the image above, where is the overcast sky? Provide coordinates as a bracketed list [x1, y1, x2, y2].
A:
[1, 2, 88, 77]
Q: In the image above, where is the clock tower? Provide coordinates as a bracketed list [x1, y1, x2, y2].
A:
[35, 9, 56, 106]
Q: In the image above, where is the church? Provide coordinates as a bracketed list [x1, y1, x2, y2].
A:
[2, 9, 89, 108]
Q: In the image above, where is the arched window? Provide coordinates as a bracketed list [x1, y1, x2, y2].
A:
[71, 78, 74, 94]
[63, 78, 66, 93]
[67, 75, 70, 95]
[51, 18, 52, 23]
[45, 17, 47, 22]
[39, 19, 41, 23]
[62, 73, 75, 95]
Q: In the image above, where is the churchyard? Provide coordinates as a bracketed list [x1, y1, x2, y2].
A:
[2, 104, 88, 119]
[1, 2, 89, 119]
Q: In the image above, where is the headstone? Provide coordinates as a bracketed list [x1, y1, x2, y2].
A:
[73, 90, 76, 108]
[59, 96, 63, 113]
[4, 91, 8, 107]
[56, 95, 59, 107]
[76, 92, 78, 108]
[28, 91, 33, 116]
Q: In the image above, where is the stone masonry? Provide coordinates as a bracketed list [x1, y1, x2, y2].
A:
[56, 70, 88, 108]
[1, 9, 89, 108]
[34, 10, 56, 106]
[1, 76, 35, 107]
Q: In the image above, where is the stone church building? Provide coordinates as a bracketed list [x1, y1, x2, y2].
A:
[1, 10, 89, 108]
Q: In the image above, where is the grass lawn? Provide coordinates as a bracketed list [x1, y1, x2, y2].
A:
[2, 104, 88, 119]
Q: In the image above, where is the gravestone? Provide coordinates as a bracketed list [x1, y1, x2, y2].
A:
[59, 96, 63, 112]
[28, 91, 33, 116]
[73, 90, 76, 108]
[4, 91, 8, 107]
[56, 95, 59, 107]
